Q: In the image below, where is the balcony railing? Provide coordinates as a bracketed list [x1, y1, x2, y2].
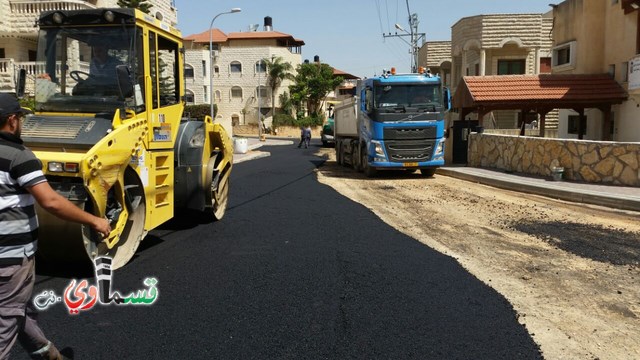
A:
[0, 58, 90, 94]
[10, 0, 97, 15]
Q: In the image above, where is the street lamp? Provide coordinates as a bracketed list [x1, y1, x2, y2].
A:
[209, 8, 241, 121]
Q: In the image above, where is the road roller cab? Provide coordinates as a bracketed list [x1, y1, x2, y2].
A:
[19, 8, 233, 269]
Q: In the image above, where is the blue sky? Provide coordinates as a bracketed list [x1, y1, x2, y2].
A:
[175, 0, 555, 78]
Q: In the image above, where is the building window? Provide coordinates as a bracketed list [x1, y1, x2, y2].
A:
[0, 48, 4, 58]
[202, 60, 206, 77]
[214, 65, 219, 75]
[255, 61, 266, 73]
[203, 86, 208, 103]
[256, 85, 268, 98]
[622, 62, 629, 82]
[184, 64, 194, 79]
[185, 89, 195, 104]
[552, 41, 577, 69]
[28, 50, 37, 62]
[339, 88, 356, 96]
[568, 115, 587, 136]
[230, 61, 242, 73]
[215, 90, 221, 102]
[498, 60, 526, 75]
[232, 115, 240, 126]
[231, 86, 243, 99]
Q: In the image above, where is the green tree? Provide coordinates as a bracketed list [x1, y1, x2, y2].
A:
[289, 62, 343, 117]
[278, 91, 295, 117]
[262, 56, 294, 121]
[117, 0, 152, 13]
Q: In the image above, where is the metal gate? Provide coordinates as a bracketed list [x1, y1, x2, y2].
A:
[452, 120, 478, 164]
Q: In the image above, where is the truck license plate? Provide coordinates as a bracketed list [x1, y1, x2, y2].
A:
[403, 162, 419, 167]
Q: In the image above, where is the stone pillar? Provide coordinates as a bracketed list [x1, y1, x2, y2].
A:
[577, 108, 585, 140]
[480, 49, 486, 76]
[602, 105, 612, 141]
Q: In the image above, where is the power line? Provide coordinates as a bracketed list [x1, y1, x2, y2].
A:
[381, 0, 425, 72]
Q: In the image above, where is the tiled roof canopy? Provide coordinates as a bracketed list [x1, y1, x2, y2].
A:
[332, 68, 359, 80]
[185, 30, 304, 46]
[454, 75, 628, 110]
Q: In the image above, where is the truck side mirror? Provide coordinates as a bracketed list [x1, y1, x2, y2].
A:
[116, 65, 134, 99]
[443, 87, 451, 111]
[16, 69, 26, 98]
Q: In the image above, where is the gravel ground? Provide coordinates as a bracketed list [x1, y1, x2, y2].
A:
[315, 147, 640, 360]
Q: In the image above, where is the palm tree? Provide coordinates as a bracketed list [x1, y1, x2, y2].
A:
[263, 56, 294, 122]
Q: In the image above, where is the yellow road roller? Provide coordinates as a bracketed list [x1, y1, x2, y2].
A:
[18, 8, 232, 269]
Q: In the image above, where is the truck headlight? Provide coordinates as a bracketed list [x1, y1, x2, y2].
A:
[48, 162, 79, 173]
[435, 140, 444, 156]
[48, 162, 63, 172]
[371, 140, 384, 156]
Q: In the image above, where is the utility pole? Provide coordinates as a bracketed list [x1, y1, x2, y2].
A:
[382, 0, 425, 73]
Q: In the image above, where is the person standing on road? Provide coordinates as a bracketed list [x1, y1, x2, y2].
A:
[0, 94, 111, 360]
[297, 125, 312, 149]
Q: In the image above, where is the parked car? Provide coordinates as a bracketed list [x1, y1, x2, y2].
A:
[321, 117, 335, 147]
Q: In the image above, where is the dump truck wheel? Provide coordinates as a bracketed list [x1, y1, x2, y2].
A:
[362, 148, 377, 178]
[419, 168, 437, 177]
[205, 157, 230, 221]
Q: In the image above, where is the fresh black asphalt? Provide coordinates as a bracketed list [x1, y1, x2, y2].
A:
[14, 140, 542, 359]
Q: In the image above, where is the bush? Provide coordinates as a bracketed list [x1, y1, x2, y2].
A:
[272, 114, 324, 129]
[272, 113, 297, 128]
[184, 104, 216, 120]
[19, 97, 36, 111]
[297, 115, 324, 127]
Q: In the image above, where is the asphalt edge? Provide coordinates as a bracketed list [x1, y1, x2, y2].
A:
[437, 168, 640, 213]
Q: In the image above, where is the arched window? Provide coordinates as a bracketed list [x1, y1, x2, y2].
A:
[215, 90, 222, 102]
[232, 115, 240, 126]
[256, 85, 267, 98]
[255, 60, 266, 74]
[184, 64, 194, 79]
[231, 86, 243, 99]
[230, 61, 242, 73]
[185, 89, 195, 104]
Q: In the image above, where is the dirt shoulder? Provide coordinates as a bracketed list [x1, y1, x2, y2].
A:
[315, 148, 640, 360]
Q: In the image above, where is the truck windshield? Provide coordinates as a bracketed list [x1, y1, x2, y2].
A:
[375, 84, 442, 113]
[33, 26, 139, 113]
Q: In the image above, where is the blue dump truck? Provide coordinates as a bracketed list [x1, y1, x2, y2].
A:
[334, 68, 450, 177]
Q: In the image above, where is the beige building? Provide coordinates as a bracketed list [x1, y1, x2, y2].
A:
[552, 0, 640, 141]
[418, 41, 452, 87]
[0, 0, 177, 93]
[184, 17, 304, 135]
[451, 13, 554, 129]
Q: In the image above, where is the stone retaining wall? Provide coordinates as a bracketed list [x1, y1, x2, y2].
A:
[468, 134, 640, 186]
[233, 125, 321, 139]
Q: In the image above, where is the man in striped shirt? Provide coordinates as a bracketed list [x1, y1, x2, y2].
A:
[0, 94, 111, 360]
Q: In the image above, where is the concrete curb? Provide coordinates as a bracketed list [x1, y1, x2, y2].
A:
[234, 151, 270, 164]
[437, 168, 640, 212]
